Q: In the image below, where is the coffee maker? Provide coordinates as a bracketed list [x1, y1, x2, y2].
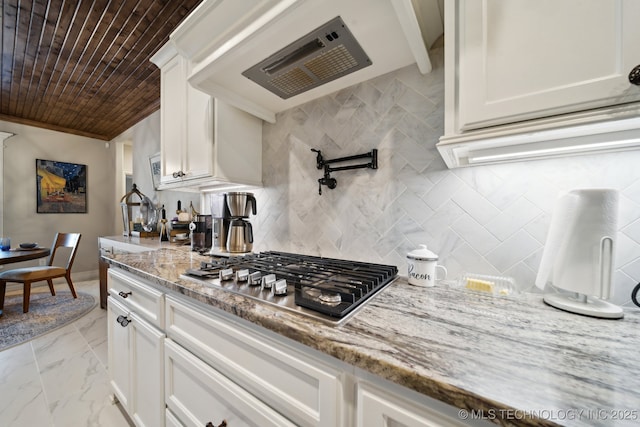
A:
[225, 192, 256, 253]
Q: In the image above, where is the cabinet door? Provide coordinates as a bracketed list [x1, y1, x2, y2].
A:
[130, 312, 165, 427]
[356, 382, 466, 427]
[456, 0, 640, 131]
[165, 339, 297, 427]
[160, 54, 186, 184]
[107, 298, 131, 409]
[166, 409, 184, 427]
[184, 83, 213, 181]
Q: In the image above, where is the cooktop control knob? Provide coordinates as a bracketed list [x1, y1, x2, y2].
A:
[261, 274, 277, 289]
[272, 279, 288, 296]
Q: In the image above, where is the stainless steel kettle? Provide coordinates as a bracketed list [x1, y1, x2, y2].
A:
[226, 219, 253, 253]
[226, 192, 257, 218]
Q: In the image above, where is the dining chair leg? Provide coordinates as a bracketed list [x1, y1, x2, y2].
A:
[65, 273, 78, 299]
[23, 281, 32, 313]
[47, 279, 56, 296]
[0, 280, 6, 312]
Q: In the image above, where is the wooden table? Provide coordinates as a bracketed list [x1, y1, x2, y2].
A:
[0, 247, 50, 265]
[0, 247, 50, 316]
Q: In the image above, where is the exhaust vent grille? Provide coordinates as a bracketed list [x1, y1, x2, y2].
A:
[305, 45, 358, 80]
[242, 17, 371, 99]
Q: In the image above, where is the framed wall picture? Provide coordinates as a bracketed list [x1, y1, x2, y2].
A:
[36, 159, 87, 213]
[149, 152, 161, 190]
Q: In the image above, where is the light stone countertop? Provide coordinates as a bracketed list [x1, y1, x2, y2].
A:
[100, 239, 640, 427]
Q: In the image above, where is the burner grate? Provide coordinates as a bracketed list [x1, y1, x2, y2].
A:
[183, 251, 398, 320]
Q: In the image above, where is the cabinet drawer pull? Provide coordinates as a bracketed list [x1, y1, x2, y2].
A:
[116, 315, 131, 327]
[205, 421, 227, 427]
[118, 291, 132, 298]
[629, 64, 640, 85]
[172, 170, 186, 178]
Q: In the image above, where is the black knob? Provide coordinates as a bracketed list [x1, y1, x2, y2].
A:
[116, 315, 130, 327]
[118, 291, 132, 298]
[629, 65, 640, 85]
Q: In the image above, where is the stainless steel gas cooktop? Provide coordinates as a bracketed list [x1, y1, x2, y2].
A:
[181, 251, 398, 324]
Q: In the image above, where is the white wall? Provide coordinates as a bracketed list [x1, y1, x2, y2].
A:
[1, 121, 116, 277]
[249, 42, 640, 308]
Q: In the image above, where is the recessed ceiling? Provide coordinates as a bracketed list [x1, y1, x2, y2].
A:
[0, 0, 204, 141]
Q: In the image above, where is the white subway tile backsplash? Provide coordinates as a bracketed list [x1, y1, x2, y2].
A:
[421, 200, 464, 237]
[623, 218, 640, 244]
[613, 271, 637, 307]
[615, 233, 640, 268]
[451, 185, 501, 225]
[523, 213, 552, 245]
[451, 214, 500, 255]
[619, 195, 640, 228]
[251, 44, 640, 306]
[449, 243, 499, 278]
[422, 173, 464, 211]
[396, 189, 435, 226]
[484, 197, 542, 241]
[622, 258, 640, 282]
[484, 230, 540, 273]
[397, 86, 438, 119]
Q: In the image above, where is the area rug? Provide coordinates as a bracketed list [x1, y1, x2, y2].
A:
[0, 291, 96, 351]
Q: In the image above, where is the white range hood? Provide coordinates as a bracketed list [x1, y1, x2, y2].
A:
[170, 0, 440, 123]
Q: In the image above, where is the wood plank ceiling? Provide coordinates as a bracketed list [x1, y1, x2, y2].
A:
[0, 0, 204, 141]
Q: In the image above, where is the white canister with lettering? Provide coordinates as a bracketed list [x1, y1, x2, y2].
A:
[407, 245, 447, 287]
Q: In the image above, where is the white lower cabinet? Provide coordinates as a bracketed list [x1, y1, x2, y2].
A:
[107, 269, 165, 427]
[107, 267, 482, 427]
[165, 338, 296, 427]
[164, 294, 343, 427]
[108, 298, 165, 427]
[356, 381, 468, 427]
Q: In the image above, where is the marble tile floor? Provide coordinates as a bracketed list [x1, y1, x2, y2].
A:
[0, 280, 133, 427]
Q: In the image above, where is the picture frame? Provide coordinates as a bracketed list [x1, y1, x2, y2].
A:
[36, 159, 87, 213]
[149, 152, 161, 190]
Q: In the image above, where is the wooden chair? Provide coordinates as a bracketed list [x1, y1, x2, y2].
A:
[0, 233, 82, 313]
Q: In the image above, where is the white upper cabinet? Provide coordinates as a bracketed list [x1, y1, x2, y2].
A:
[438, 0, 640, 168]
[151, 43, 262, 191]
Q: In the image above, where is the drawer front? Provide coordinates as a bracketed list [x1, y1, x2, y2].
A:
[165, 339, 296, 427]
[108, 268, 164, 328]
[165, 295, 342, 427]
[356, 382, 467, 427]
